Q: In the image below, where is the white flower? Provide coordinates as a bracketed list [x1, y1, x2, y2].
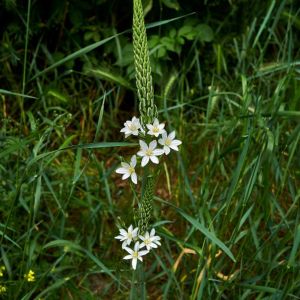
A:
[146, 118, 165, 137]
[115, 225, 139, 249]
[137, 140, 164, 167]
[123, 241, 149, 270]
[115, 155, 138, 184]
[158, 131, 182, 155]
[139, 228, 161, 251]
[120, 116, 141, 138]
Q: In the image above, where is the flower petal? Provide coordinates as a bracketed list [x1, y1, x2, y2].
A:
[132, 258, 137, 270]
[124, 247, 134, 255]
[164, 146, 170, 155]
[137, 150, 145, 157]
[172, 140, 182, 146]
[159, 123, 165, 130]
[150, 243, 158, 248]
[150, 156, 159, 164]
[120, 128, 127, 133]
[123, 255, 132, 260]
[139, 250, 149, 256]
[132, 227, 139, 236]
[169, 131, 176, 140]
[153, 149, 164, 156]
[169, 145, 179, 151]
[134, 242, 140, 251]
[149, 140, 157, 150]
[139, 140, 148, 150]
[122, 173, 130, 180]
[131, 155, 137, 167]
[158, 138, 164, 145]
[120, 229, 127, 235]
[131, 173, 137, 184]
[115, 167, 128, 174]
[141, 156, 149, 167]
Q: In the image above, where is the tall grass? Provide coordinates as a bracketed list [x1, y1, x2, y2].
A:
[0, 0, 299, 299]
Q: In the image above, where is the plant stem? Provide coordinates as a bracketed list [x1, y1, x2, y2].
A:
[130, 262, 146, 300]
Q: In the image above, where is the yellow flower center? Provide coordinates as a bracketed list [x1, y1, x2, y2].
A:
[165, 138, 171, 146]
[133, 251, 139, 258]
[129, 124, 137, 131]
[146, 149, 153, 156]
[144, 238, 151, 245]
[153, 127, 159, 133]
[128, 167, 135, 174]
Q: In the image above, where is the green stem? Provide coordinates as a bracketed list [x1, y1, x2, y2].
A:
[130, 262, 146, 300]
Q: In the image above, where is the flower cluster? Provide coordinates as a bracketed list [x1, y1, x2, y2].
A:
[24, 269, 35, 282]
[0, 266, 5, 278]
[116, 117, 182, 184]
[0, 266, 6, 295]
[115, 225, 161, 270]
[0, 285, 6, 294]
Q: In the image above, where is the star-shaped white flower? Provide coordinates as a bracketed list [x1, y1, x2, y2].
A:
[123, 241, 149, 270]
[115, 225, 139, 249]
[146, 118, 165, 137]
[158, 131, 182, 155]
[115, 155, 138, 184]
[120, 116, 141, 138]
[137, 140, 164, 167]
[139, 228, 161, 251]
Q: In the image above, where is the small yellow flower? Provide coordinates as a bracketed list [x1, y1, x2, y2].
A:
[0, 285, 7, 294]
[24, 269, 35, 282]
[0, 266, 5, 277]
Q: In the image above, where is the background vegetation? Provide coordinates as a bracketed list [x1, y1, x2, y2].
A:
[0, 0, 299, 298]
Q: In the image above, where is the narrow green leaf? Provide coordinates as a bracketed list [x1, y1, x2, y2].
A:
[87, 68, 132, 89]
[43, 239, 83, 252]
[31, 33, 123, 80]
[33, 175, 42, 220]
[0, 231, 21, 249]
[0, 89, 37, 99]
[252, 0, 276, 47]
[29, 141, 137, 165]
[178, 210, 236, 262]
[288, 224, 300, 267]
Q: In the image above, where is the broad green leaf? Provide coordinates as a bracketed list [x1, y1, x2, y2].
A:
[197, 24, 214, 42]
[161, 0, 180, 11]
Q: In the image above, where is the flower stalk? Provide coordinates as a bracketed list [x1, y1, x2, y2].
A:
[114, 0, 182, 280]
[133, 0, 157, 126]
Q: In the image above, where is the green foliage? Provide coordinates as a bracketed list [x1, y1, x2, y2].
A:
[0, 0, 300, 299]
